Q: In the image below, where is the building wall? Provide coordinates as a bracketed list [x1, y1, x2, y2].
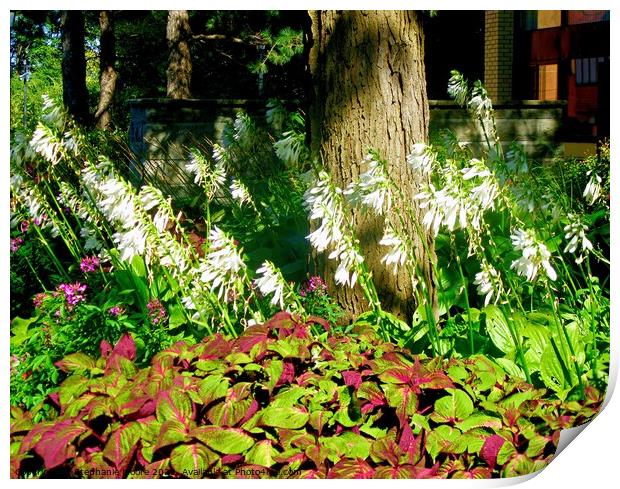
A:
[484, 11, 514, 103]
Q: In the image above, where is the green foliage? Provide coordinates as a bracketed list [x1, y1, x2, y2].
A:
[11, 313, 603, 479]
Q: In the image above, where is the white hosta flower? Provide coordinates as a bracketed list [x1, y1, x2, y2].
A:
[469, 83, 493, 121]
[328, 240, 364, 288]
[200, 226, 246, 301]
[230, 178, 252, 206]
[415, 184, 468, 236]
[304, 171, 346, 252]
[254, 261, 287, 309]
[407, 143, 434, 175]
[563, 216, 593, 263]
[187, 151, 227, 200]
[583, 172, 603, 205]
[510, 228, 557, 282]
[379, 224, 409, 273]
[30, 125, 61, 165]
[274, 131, 306, 166]
[474, 263, 503, 307]
[113, 224, 147, 262]
[139, 186, 162, 211]
[345, 155, 392, 215]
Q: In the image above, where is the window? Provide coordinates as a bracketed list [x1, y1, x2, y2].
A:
[538, 64, 558, 100]
[573, 57, 605, 85]
[568, 11, 609, 25]
[537, 11, 562, 29]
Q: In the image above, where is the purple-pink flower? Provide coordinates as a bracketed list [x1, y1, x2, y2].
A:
[80, 256, 100, 273]
[57, 282, 88, 309]
[109, 305, 125, 317]
[10, 237, 24, 253]
[33, 292, 47, 309]
[20, 221, 30, 233]
[300, 275, 328, 297]
[147, 299, 168, 325]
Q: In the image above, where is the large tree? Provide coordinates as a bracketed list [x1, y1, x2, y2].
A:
[60, 11, 90, 124]
[166, 10, 193, 99]
[94, 10, 117, 130]
[307, 10, 437, 322]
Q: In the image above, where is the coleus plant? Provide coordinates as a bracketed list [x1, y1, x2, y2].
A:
[10, 312, 602, 479]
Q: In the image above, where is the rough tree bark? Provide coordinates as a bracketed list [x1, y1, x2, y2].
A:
[95, 11, 117, 130]
[166, 10, 192, 99]
[307, 10, 438, 323]
[60, 11, 90, 125]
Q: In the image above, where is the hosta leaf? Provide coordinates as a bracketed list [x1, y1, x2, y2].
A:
[431, 389, 474, 423]
[33, 420, 90, 469]
[484, 305, 515, 354]
[102, 422, 141, 470]
[170, 443, 217, 477]
[327, 458, 375, 479]
[191, 426, 254, 454]
[244, 439, 279, 467]
[494, 358, 525, 380]
[540, 344, 567, 393]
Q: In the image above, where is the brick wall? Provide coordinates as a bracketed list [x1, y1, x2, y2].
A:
[484, 11, 514, 102]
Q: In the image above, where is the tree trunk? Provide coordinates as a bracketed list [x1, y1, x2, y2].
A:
[60, 11, 90, 125]
[307, 10, 437, 323]
[166, 10, 192, 99]
[95, 11, 117, 130]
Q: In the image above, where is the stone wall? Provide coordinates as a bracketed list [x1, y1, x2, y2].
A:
[127, 98, 566, 195]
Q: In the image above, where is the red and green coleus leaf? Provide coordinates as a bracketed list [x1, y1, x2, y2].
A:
[155, 390, 194, 425]
[234, 324, 270, 353]
[320, 432, 371, 462]
[430, 389, 475, 424]
[207, 385, 255, 427]
[102, 421, 141, 471]
[55, 352, 98, 374]
[190, 426, 254, 454]
[196, 333, 232, 360]
[153, 419, 190, 452]
[259, 406, 309, 429]
[104, 333, 136, 373]
[244, 440, 280, 467]
[501, 454, 549, 478]
[33, 419, 91, 470]
[326, 458, 375, 479]
[425, 425, 461, 461]
[58, 375, 91, 407]
[374, 465, 426, 479]
[170, 443, 217, 477]
[196, 374, 229, 406]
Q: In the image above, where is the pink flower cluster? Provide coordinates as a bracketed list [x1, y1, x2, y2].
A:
[300, 275, 328, 297]
[80, 256, 100, 273]
[108, 305, 126, 317]
[147, 299, 168, 325]
[10, 237, 24, 253]
[57, 282, 88, 309]
[33, 292, 48, 309]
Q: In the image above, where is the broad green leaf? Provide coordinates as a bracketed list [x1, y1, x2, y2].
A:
[154, 419, 189, 451]
[264, 359, 283, 393]
[197, 375, 229, 406]
[540, 343, 567, 392]
[170, 443, 216, 477]
[484, 305, 515, 354]
[260, 406, 309, 429]
[58, 375, 90, 406]
[495, 358, 525, 380]
[526, 435, 549, 457]
[431, 389, 474, 423]
[191, 426, 253, 454]
[320, 432, 371, 461]
[10, 316, 38, 348]
[496, 440, 517, 465]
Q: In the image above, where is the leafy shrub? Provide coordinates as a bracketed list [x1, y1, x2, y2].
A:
[11, 312, 601, 479]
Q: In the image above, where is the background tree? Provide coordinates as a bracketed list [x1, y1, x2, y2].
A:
[166, 10, 193, 99]
[60, 10, 90, 124]
[307, 10, 437, 322]
[94, 10, 117, 129]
